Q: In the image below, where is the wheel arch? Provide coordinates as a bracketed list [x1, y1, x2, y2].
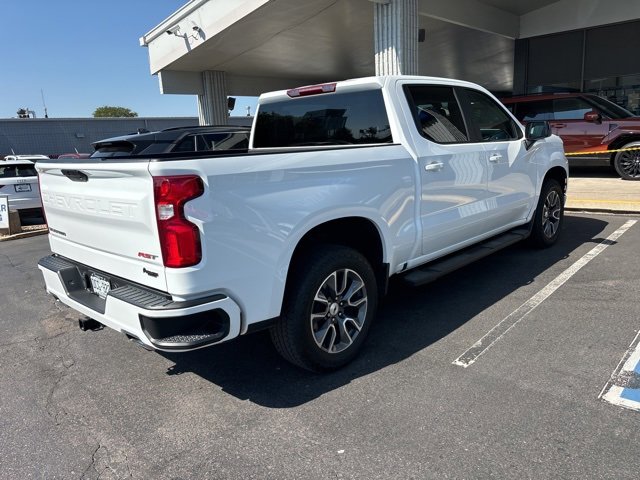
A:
[543, 166, 568, 195]
[282, 216, 388, 314]
[608, 135, 640, 165]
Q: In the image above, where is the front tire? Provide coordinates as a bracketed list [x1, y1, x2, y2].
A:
[271, 245, 378, 372]
[529, 178, 564, 248]
[613, 141, 640, 180]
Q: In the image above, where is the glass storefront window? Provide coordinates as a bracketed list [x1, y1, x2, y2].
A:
[526, 81, 582, 94]
[585, 74, 640, 115]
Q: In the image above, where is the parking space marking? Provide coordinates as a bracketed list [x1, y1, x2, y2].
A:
[453, 219, 638, 368]
[600, 330, 640, 412]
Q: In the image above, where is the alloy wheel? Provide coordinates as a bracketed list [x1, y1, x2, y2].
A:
[542, 190, 561, 238]
[310, 269, 368, 354]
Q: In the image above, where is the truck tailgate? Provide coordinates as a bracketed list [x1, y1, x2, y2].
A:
[37, 160, 167, 291]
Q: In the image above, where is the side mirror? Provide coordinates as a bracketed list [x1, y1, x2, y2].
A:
[583, 110, 602, 123]
[524, 121, 551, 150]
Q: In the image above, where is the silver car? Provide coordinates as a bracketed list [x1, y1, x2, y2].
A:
[0, 159, 41, 212]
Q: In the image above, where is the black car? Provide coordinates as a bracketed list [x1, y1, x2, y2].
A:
[90, 125, 250, 158]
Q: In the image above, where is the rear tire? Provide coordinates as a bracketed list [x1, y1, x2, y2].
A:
[270, 245, 378, 372]
[613, 141, 640, 180]
[529, 178, 564, 248]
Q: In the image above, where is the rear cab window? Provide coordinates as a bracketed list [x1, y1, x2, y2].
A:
[253, 89, 392, 148]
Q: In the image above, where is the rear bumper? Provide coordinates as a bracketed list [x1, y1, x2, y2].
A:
[38, 255, 241, 351]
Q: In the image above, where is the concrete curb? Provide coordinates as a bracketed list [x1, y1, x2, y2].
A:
[0, 228, 49, 242]
[565, 207, 640, 216]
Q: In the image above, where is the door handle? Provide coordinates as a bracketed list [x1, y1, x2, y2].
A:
[551, 123, 567, 128]
[489, 153, 502, 163]
[424, 161, 444, 172]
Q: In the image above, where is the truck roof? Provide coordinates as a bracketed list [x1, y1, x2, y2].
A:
[259, 75, 491, 103]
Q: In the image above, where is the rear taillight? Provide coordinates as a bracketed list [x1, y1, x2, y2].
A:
[153, 175, 204, 268]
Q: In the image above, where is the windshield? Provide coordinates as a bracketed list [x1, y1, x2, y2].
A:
[587, 96, 634, 119]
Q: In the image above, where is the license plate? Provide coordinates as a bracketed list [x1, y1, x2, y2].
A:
[14, 184, 31, 192]
[90, 273, 111, 299]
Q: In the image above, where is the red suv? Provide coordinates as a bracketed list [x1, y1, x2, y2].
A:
[502, 93, 640, 180]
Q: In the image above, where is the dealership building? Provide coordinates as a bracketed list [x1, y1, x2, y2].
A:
[4, 0, 640, 156]
[140, 0, 640, 123]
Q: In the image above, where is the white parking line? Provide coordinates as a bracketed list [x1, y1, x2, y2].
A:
[600, 329, 640, 412]
[453, 220, 638, 368]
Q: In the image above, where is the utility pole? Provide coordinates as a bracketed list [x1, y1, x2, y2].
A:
[41, 89, 49, 118]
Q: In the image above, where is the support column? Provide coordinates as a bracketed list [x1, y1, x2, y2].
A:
[197, 70, 228, 126]
[373, 0, 419, 76]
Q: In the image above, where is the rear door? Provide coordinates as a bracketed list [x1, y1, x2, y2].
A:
[37, 160, 168, 291]
[402, 83, 489, 257]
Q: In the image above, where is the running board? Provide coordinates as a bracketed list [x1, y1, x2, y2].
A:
[402, 227, 531, 287]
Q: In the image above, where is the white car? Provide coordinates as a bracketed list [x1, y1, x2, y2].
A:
[0, 159, 42, 212]
[3, 154, 50, 163]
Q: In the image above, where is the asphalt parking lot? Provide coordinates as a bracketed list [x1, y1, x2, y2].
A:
[1, 207, 639, 479]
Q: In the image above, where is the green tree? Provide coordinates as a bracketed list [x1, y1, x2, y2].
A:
[93, 106, 138, 118]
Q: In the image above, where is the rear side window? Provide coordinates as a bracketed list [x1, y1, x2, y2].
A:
[173, 135, 196, 153]
[514, 100, 553, 121]
[199, 132, 249, 150]
[172, 132, 249, 152]
[253, 90, 392, 148]
[404, 85, 468, 143]
[0, 164, 37, 178]
[463, 89, 521, 141]
[552, 98, 593, 119]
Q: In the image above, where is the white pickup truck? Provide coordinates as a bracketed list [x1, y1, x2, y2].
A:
[37, 76, 568, 371]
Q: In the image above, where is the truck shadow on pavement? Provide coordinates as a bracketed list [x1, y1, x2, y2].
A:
[160, 214, 611, 408]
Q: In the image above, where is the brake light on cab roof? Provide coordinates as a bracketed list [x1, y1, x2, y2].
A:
[287, 83, 337, 98]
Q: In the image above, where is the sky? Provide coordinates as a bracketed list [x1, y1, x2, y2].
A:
[1, 1, 257, 119]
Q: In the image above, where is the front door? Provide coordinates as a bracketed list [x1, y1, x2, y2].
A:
[550, 97, 608, 152]
[460, 88, 537, 229]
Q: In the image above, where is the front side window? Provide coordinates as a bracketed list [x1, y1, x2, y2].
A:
[464, 89, 520, 142]
[405, 85, 468, 143]
[586, 95, 633, 119]
[253, 89, 392, 148]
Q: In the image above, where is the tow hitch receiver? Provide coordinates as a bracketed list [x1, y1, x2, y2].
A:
[78, 317, 103, 332]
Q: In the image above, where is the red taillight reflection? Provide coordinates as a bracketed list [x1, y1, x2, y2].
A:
[152, 175, 204, 268]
